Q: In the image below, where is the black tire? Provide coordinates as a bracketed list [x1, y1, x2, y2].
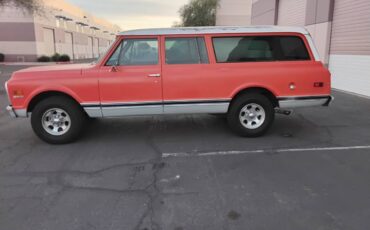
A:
[227, 93, 275, 137]
[31, 96, 86, 144]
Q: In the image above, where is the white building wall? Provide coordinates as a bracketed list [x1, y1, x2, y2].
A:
[329, 0, 370, 97]
[216, 0, 252, 26]
[277, 0, 307, 26]
[329, 55, 370, 97]
[305, 22, 332, 63]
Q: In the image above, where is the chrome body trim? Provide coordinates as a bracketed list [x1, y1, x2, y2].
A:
[102, 105, 163, 117]
[81, 102, 101, 106]
[101, 102, 162, 107]
[84, 107, 103, 118]
[81, 95, 332, 118]
[164, 103, 229, 114]
[164, 98, 231, 104]
[15, 109, 28, 117]
[82, 99, 232, 117]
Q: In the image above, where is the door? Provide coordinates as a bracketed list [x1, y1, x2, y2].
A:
[161, 36, 229, 114]
[65, 32, 74, 59]
[99, 37, 163, 117]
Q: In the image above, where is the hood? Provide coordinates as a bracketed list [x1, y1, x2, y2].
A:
[15, 63, 95, 73]
[10, 63, 96, 81]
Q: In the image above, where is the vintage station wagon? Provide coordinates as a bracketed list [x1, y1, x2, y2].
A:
[5, 26, 332, 144]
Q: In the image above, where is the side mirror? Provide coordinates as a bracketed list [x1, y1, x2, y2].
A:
[109, 65, 118, 73]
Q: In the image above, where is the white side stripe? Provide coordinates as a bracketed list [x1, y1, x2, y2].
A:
[162, 145, 370, 158]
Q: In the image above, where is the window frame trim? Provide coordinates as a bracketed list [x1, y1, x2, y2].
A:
[103, 36, 160, 67]
[211, 34, 313, 64]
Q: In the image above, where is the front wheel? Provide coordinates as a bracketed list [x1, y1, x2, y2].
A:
[31, 96, 86, 144]
[227, 93, 275, 137]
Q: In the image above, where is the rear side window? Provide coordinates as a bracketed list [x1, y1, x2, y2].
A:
[165, 37, 209, 64]
[279, 36, 310, 61]
[212, 36, 310, 63]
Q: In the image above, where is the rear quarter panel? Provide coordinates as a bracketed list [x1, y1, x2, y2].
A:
[162, 32, 331, 101]
[206, 32, 331, 99]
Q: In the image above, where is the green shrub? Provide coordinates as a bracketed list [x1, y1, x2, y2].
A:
[51, 53, 61, 62]
[37, 56, 51, 62]
[0, 53, 4, 62]
[59, 54, 71, 62]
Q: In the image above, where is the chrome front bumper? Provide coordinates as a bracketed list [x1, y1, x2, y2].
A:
[6, 105, 28, 118]
[6, 105, 17, 118]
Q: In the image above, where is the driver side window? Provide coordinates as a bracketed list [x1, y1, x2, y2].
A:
[106, 38, 159, 66]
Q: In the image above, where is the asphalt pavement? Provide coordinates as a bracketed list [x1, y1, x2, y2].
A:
[1, 64, 370, 230]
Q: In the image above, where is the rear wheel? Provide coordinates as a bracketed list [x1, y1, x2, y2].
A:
[31, 96, 86, 144]
[227, 93, 275, 137]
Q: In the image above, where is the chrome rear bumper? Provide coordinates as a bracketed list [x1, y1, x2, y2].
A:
[278, 96, 334, 109]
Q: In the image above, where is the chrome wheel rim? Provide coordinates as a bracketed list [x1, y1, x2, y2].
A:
[41, 108, 71, 136]
[239, 103, 266, 129]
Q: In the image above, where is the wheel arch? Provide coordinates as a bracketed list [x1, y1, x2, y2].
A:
[229, 87, 279, 110]
[27, 90, 81, 113]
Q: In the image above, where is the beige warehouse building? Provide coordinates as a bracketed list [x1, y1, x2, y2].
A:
[216, 0, 252, 26]
[0, 0, 120, 62]
[217, 0, 370, 97]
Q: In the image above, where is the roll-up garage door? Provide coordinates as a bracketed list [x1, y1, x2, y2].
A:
[87, 36, 93, 59]
[329, 0, 370, 97]
[93, 37, 99, 58]
[277, 0, 307, 26]
[65, 32, 74, 59]
[43, 28, 55, 56]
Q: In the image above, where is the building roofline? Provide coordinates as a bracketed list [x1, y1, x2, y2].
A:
[119, 26, 309, 36]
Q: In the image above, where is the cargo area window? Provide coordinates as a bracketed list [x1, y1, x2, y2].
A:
[165, 37, 209, 64]
[106, 38, 158, 66]
[212, 36, 310, 63]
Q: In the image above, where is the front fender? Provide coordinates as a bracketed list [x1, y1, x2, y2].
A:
[21, 85, 83, 110]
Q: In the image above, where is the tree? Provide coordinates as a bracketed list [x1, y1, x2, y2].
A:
[0, 0, 41, 12]
[177, 0, 219, 27]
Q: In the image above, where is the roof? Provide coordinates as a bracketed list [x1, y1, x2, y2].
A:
[119, 26, 309, 36]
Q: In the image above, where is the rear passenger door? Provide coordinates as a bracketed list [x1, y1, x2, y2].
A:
[161, 36, 230, 114]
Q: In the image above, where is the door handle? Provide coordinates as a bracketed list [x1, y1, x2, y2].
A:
[148, 73, 161, 78]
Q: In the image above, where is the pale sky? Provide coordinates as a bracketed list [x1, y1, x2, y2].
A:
[65, 0, 189, 30]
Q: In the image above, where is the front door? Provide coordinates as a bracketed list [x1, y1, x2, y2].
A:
[99, 37, 163, 117]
